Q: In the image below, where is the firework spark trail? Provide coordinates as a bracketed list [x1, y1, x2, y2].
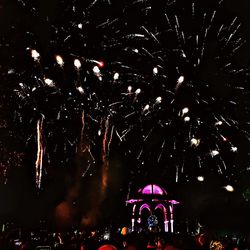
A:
[80, 111, 85, 150]
[78, 116, 113, 226]
[108, 125, 114, 152]
[35, 115, 45, 189]
[81, 163, 92, 178]
[115, 129, 123, 142]
[165, 13, 172, 29]
[101, 117, 110, 197]
[87, 0, 100, 10]
[157, 140, 166, 163]
[143, 128, 153, 142]
[81, 117, 112, 225]
[126, 181, 132, 206]
[137, 149, 143, 160]
[78, 111, 96, 175]
[207, 10, 217, 30]
[121, 127, 132, 139]
[176, 165, 179, 182]
[141, 26, 160, 45]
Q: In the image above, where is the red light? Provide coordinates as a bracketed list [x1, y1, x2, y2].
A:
[98, 61, 104, 68]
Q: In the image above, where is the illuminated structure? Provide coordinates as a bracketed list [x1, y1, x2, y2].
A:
[126, 184, 180, 233]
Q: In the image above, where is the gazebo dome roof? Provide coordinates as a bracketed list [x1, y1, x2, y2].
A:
[138, 184, 167, 196]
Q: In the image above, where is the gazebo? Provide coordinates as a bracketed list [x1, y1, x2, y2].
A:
[126, 184, 180, 233]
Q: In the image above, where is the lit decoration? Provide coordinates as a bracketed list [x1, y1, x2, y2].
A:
[153, 67, 158, 75]
[143, 104, 150, 112]
[177, 76, 185, 84]
[97, 61, 104, 68]
[182, 107, 189, 116]
[190, 138, 200, 147]
[121, 227, 129, 235]
[135, 88, 141, 95]
[209, 240, 224, 250]
[55, 55, 64, 66]
[176, 75, 185, 90]
[184, 116, 191, 122]
[93, 65, 100, 74]
[139, 184, 167, 195]
[155, 96, 162, 104]
[30, 49, 40, 61]
[44, 78, 54, 86]
[113, 72, 119, 81]
[211, 150, 219, 157]
[197, 176, 204, 182]
[76, 86, 84, 94]
[74, 59, 81, 69]
[224, 185, 234, 192]
[231, 146, 237, 152]
[127, 184, 179, 232]
[147, 215, 158, 228]
[215, 121, 223, 126]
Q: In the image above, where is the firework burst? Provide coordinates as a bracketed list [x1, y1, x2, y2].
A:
[7, 0, 250, 190]
[104, 0, 250, 184]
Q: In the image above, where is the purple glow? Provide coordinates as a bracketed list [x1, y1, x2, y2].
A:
[126, 199, 143, 204]
[155, 203, 166, 212]
[139, 184, 167, 195]
[126, 184, 179, 233]
[139, 203, 151, 215]
[132, 204, 136, 215]
[169, 200, 180, 205]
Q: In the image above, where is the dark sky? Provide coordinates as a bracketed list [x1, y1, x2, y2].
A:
[1, 0, 250, 232]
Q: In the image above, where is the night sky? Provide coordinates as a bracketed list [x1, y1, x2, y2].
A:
[1, 0, 250, 232]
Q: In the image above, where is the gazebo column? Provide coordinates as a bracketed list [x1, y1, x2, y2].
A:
[126, 185, 179, 234]
[164, 220, 169, 232]
[169, 204, 174, 233]
[163, 206, 168, 232]
[131, 204, 136, 231]
[131, 218, 135, 232]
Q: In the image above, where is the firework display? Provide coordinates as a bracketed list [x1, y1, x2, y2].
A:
[2, 0, 250, 192]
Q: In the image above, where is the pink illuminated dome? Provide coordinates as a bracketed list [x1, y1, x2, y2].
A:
[138, 184, 167, 196]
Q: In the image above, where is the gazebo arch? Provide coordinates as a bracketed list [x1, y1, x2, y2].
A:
[126, 184, 179, 232]
[139, 203, 152, 215]
[155, 203, 168, 232]
[139, 203, 152, 229]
